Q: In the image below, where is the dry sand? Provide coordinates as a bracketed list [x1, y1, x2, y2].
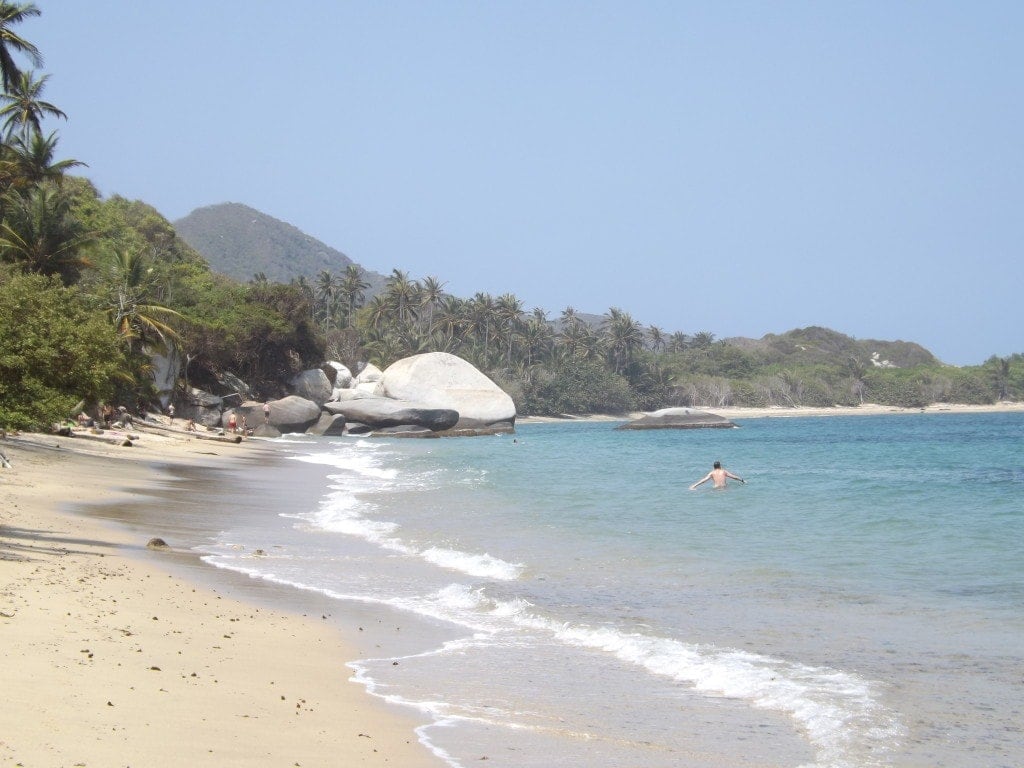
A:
[0, 427, 441, 767]
[519, 401, 1024, 424]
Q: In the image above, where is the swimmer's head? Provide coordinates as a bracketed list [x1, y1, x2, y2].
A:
[713, 461, 721, 469]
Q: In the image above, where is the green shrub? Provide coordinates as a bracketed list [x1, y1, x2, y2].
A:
[0, 270, 126, 429]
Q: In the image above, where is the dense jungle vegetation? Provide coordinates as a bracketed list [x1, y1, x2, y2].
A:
[1, 4, 1021, 430]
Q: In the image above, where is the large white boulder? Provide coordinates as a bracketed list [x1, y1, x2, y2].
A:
[379, 352, 516, 430]
[355, 363, 383, 384]
[323, 361, 353, 388]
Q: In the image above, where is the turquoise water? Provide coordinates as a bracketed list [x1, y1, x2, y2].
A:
[200, 413, 1024, 767]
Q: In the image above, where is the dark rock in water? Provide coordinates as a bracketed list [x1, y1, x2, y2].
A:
[615, 408, 736, 430]
[324, 397, 459, 432]
[252, 423, 282, 438]
[373, 424, 436, 437]
[306, 412, 346, 437]
[146, 537, 170, 550]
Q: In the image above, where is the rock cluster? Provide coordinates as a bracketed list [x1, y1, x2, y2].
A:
[179, 352, 516, 438]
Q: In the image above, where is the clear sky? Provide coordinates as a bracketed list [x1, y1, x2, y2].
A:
[28, 2, 1023, 365]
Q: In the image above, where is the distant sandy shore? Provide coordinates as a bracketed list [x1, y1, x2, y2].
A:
[519, 401, 1024, 424]
[0, 426, 440, 767]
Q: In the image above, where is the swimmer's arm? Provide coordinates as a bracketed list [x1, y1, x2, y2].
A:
[725, 471, 746, 484]
[689, 473, 712, 490]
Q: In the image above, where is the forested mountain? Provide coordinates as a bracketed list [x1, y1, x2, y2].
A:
[173, 202, 387, 294]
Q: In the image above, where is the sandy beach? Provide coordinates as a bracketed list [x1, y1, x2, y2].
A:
[0, 427, 441, 767]
[519, 400, 1024, 424]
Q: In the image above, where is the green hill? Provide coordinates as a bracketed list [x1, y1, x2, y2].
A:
[172, 202, 387, 293]
[726, 326, 938, 368]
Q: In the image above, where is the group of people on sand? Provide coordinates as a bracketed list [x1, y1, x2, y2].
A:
[76, 404, 135, 430]
[168, 400, 271, 437]
[226, 411, 249, 435]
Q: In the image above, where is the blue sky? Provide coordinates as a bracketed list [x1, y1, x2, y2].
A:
[29, 2, 1023, 365]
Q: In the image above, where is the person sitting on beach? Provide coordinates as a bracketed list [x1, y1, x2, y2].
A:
[690, 461, 745, 490]
[117, 406, 133, 427]
[185, 418, 197, 432]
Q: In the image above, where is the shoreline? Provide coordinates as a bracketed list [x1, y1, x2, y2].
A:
[0, 428, 442, 767]
[517, 400, 1024, 424]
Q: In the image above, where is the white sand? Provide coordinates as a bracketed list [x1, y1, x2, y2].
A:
[0, 429, 441, 767]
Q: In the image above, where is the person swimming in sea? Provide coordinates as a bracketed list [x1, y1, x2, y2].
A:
[689, 461, 745, 490]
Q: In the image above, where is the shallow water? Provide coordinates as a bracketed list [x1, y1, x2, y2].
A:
[164, 413, 1022, 767]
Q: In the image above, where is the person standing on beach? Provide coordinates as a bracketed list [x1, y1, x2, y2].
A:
[690, 461, 745, 490]
[228, 410, 238, 434]
[263, 401, 271, 424]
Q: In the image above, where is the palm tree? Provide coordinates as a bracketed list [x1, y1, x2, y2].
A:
[290, 274, 313, 302]
[103, 248, 184, 354]
[985, 355, 1011, 401]
[361, 326, 404, 369]
[419, 275, 445, 334]
[337, 264, 369, 327]
[558, 317, 589, 359]
[468, 292, 496, 365]
[0, 185, 93, 282]
[520, 315, 554, 367]
[3, 130, 85, 188]
[314, 269, 337, 332]
[0, 69, 65, 141]
[691, 330, 716, 350]
[0, 2, 41, 92]
[647, 325, 665, 354]
[364, 294, 391, 333]
[433, 295, 465, 352]
[667, 331, 689, 353]
[385, 268, 417, 326]
[602, 307, 644, 375]
[495, 292, 523, 365]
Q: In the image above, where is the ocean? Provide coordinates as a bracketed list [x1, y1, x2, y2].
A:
[130, 413, 1024, 767]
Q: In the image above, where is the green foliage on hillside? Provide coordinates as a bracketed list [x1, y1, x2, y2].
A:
[173, 272, 324, 396]
[0, 6, 1020, 430]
